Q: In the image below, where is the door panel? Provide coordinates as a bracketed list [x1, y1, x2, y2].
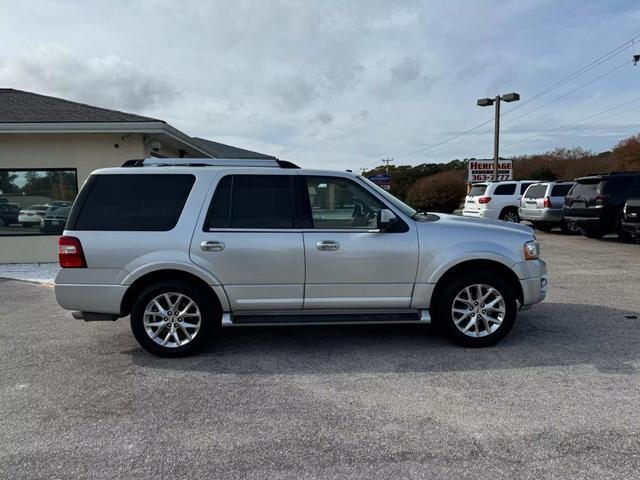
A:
[191, 231, 305, 310]
[190, 173, 304, 311]
[302, 230, 419, 309]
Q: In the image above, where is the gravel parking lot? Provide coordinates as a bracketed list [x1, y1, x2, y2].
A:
[1, 232, 639, 479]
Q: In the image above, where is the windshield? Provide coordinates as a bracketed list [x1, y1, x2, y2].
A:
[357, 176, 417, 217]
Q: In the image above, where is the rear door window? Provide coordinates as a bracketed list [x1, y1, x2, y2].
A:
[524, 185, 547, 199]
[520, 183, 535, 194]
[493, 183, 516, 195]
[71, 174, 195, 231]
[205, 174, 294, 229]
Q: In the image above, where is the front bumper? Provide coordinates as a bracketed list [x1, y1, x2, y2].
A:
[514, 259, 548, 306]
[622, 221, 640, 236]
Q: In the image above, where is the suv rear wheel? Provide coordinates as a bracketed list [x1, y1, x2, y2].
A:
[433, 272, 517, 347]
[130, 280, 219, 357]
[499, 208, 520, 223]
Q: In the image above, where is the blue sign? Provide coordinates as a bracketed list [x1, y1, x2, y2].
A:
[368, 174, 391, 183]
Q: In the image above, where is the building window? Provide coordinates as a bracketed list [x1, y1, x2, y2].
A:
[0, 169, 78, 236]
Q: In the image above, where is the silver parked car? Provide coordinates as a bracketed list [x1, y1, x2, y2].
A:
[519, 181, 578, 233]
[55, 158, 548, 356]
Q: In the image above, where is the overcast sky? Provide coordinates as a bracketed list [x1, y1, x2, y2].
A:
[0, 0, 639, 169]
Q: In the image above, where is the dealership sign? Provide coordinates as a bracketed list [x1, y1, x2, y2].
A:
[368, 173, 392, 190]
[467, 159, 513, 183]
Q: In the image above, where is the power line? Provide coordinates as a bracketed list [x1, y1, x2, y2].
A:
[403, 31, 640, 159]
[409, 58, 631, 159]
[495, 96, 640, 154]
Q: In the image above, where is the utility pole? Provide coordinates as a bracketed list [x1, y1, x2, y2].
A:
[360, 167, 367, 175]
[477, 92, 520, 181]
[381, 157, 393, 174]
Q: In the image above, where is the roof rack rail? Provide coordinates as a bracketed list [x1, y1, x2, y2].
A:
[121, 158, 299, 169]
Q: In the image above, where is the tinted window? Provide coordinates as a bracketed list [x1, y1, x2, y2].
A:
[601, 176, 633, 194]
[551, 184, 572, 197]
[524, 184, 547, 199]
[72, 174, 195, 231]
[306, 176, 384, 229]
[469, 184, 487, 196]
[493, 183, 516, 195]
[520, 183, 535, 194]
[205, 175, 293, 229]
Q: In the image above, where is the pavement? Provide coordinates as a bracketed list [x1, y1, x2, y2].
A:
[0, 263, 59, 284]
[1, 231, 639, 479]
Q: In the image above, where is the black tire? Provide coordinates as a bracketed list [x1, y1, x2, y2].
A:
[617, 222, 634, 244]
[579, 226, 605, 239]
[534, 222, 553, 232]
[130, 280, 220, 357]
[499, 208, 520, 223]
[433, 272, 518, 348]
[560, 221, 580, 235]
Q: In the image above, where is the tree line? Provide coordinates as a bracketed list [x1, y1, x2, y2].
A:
[363, 132, 640, 213]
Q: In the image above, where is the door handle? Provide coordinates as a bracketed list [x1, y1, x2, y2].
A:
[316, 240, 340, 251]
[200, 240, 225, 252]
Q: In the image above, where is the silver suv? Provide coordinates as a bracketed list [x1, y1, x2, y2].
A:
[55, 158, 548, 356]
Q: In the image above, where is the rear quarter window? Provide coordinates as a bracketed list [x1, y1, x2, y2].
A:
[69, 174, 195, 231]
[551, 184, 573, 197]
[493, 183, 516, 195]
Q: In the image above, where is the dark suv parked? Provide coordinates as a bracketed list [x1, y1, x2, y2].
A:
[622, 198, 640, 242]
[563, 172, 640, 240]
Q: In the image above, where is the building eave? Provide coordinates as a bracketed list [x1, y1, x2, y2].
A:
[0, 121, 214, 158]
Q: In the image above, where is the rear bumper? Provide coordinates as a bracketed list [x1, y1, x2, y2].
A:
[518, 208, 563, 223]
[55, 284, 127, 315]
[462, 208, 499, 219]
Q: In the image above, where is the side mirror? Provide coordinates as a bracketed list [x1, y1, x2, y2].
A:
[377, 208, 398, 231]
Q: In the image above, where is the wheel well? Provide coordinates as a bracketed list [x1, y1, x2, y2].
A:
[120, 269, 222, 316]
[430, 260, 523, 308]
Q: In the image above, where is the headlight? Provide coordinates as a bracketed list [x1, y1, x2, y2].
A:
[524, 240, 539, 260]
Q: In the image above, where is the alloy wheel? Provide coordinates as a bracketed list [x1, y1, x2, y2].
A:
[143, 292, 202, 348]
[451, 284, 506, 338]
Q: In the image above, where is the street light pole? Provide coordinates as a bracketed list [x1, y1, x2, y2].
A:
[493, 96, 500, 181]
[477, 92, 520, 181]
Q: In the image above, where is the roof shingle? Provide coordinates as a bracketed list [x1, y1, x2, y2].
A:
[0, 88, 162, 123]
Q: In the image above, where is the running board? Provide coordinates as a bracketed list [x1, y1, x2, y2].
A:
[221, 309, 430, 327]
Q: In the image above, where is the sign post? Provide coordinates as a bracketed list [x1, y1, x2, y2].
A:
[368, 173, 392, 190]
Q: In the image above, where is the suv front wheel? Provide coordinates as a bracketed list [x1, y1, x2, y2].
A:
[434, 272, 517, 347]
[130, 280, 219, 357]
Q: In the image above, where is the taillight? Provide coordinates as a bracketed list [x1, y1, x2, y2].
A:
[595, 193, 610, 205]
[478, 196, 492, 204]
[543, 197, 552, 208]
[58, 236, 87, 268]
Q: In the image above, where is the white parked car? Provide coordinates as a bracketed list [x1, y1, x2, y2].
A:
[18, 204, 49, 227]
[55, 158, 547, 357]
[462, 180, 540, 223]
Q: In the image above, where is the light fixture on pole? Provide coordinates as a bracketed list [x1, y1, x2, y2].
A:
[477, 92, 520, 181]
